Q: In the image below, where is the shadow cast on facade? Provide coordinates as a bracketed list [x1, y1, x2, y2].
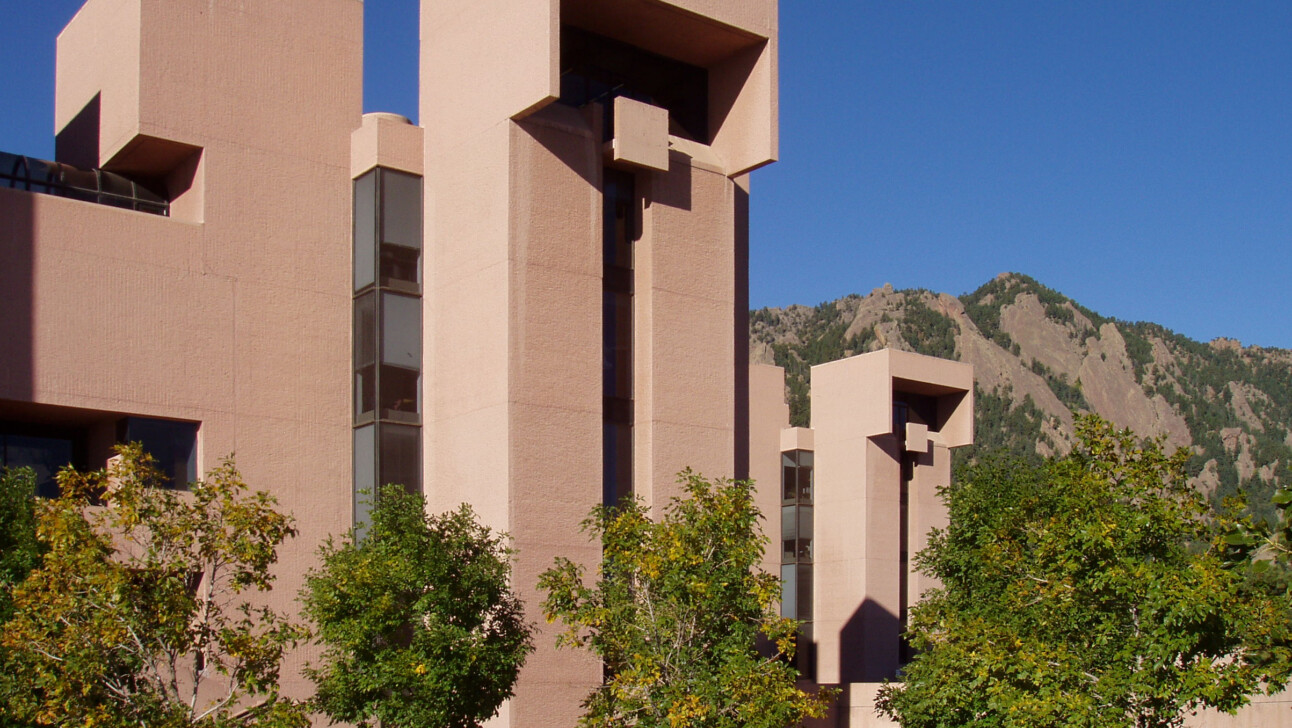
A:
[733, 182, 749, 480]
[840, 598, 902, 684]
[0, 190, 35, 404]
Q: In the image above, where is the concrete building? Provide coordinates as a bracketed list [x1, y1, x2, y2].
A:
[750, 351, 975, 728]
[2, 0, 775, 725]
[5, 1, 1289, 727]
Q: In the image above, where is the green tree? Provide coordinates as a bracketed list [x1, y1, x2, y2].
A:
[1, 446, 308, 728]
[1217, 470, 1292, 682]
[538, 471, 833, 728]
[300, 485, 533, 728]
[877, 417, 1278, 728]
[0, 467, 43, 726]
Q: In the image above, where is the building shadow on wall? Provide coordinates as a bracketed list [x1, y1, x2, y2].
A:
[818, 599, 902, 728]
[650, 149, 692, 211]
[0, 189, 35, 404]
[840, 598, 901, 683]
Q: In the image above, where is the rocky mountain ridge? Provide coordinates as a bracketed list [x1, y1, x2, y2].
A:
[750, 273, 1292, 517]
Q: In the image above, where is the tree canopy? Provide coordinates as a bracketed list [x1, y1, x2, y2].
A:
[538, 471, 833, 728]
[300, 485, 532, 728]
[1, 445, 307, 728]
[876, 417, 1287, 728]
[0, 466, 44, 726]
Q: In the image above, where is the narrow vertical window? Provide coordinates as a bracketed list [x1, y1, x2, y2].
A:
[353, 167, 423, 529]
[781, 449, 815, 679]
[603, 168, 635, 509]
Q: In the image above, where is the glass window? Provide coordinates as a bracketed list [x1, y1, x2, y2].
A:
[798, 461, 813, 503]
[781, 504, 797, 561]
[603, 290, 632, 399]
[2, 434, 74, 499]
[603, 421, 632, 509]
[780, 564, 797, 620]
[379, 364, 420, 422]
[603, 170, 635, 271]
[558, 27, 710, 143]
[796, 565, 813, 621]
[118, 417, 198, 489]
[380, 169, 422, 250]
[380, 244, 420, 291]
[378, 423, 421, 494]
[353, 172, 376, 291]
[782, 452, 796, 502]
[601, 168, 635, 510]
[353, 293, 377, 420]
[381, 292, 421, 370]
[797, 506, 814, 560]
[353, 424, 376, 528]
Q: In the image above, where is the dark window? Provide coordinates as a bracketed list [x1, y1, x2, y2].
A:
[0, 432, 77, 498]
[796, 564, 813, 620]
[558, 27, 709, 143]
[893, 391, 938, 434]
[379, 365, 420, 422]
[0, 150, 168, 216]
[354, 291, 377, 420]
[780, 450, 814, 632]
[378, 423, 421, 495]
[117, 417, 198, 489]
[602, 168, 636, 509]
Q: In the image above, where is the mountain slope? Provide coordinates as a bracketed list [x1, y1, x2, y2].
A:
[750, 273, 1292, 516]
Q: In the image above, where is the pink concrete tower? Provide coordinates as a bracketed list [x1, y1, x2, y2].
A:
[405, 3, 778, 727]
[750, 350, 975, 727]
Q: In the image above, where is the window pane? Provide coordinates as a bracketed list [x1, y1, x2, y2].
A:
[797, 565, 813, 622]
[354, 293, 377, 421]
[797, 506, 813, 560]
[380, 169, 422, 249]
[355, 366, 376, 421]
[797, 622, 816, 681]
[379, 243, 420, 290]
[3, 434, 73, 499]
[781, 505, 796, 561]
[798, 463, 813, 503]
[119, 417, 197, 489]
[780, 564, 797, 619]
[603, 421, 632, 509]
[603, 290, 632, 399]
[381, 292, 421, 369]
[782, 463, 796, 502]
[379, 364, 420, 421]
[353, 425, 376, 528]
[354, 293, 376, 368]
[378, 423, 421, 494]
[603, 169, 635, 270]
[353, 172, 376, 291]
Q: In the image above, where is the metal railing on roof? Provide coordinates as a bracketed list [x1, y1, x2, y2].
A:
[0, 150, 168, 216]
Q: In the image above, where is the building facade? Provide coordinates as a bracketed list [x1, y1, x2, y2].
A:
[751, 352, 974, 728]
[2, 0, 776, 725]
[6, 1, 1289, 727]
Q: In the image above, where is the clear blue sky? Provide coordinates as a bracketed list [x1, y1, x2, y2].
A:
[3, 2, 1290, 348]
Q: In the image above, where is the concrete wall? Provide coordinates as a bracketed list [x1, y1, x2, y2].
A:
[4, 0, 363, 702]
[749, 364, 789, 579]
[419, 3, 777, 726]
